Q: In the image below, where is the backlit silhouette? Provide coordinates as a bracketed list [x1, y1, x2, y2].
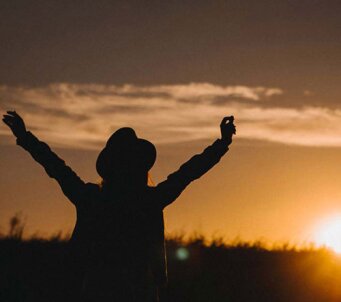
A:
[2, 111, 236, 302]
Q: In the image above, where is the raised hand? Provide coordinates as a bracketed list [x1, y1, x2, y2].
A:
[2, 111, 27, 138]
[220, 116, 236, 145]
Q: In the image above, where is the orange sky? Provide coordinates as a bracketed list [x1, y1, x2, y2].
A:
[1, 1, 341, 245]
[2, 136, 341, 245]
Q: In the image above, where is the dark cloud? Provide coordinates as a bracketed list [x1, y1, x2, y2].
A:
[0, 0, 340, 107]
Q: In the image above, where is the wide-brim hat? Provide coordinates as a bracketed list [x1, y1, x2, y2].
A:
[96, 127, 156, 179]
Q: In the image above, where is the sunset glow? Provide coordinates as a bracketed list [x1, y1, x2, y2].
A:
[1, 0, 341, 246]
[315, 216, 341, 254]
[1, 2, 341, 301]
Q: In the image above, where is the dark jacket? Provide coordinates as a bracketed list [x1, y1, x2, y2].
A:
[17, 131, 229, 301]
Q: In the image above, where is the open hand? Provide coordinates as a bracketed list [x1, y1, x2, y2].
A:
[220, 116, 236, 145]
[2, 111, 27, 138]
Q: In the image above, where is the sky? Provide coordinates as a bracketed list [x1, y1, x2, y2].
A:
[1, 0, 341, 245]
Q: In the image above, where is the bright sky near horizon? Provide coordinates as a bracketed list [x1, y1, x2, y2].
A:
[1, 1, 341, 245]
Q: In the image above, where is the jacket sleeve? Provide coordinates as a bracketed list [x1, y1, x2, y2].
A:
[155, 139, 230, 208]
[16, 131, 86, 206]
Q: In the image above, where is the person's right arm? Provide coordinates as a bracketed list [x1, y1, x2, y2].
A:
[2, 111, 87, 206]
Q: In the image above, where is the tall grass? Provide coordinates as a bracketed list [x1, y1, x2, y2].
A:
[1, 214, 341, 302]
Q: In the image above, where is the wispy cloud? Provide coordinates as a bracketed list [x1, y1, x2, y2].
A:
[0, 83, 340, 149]
[114, 83, 283, 101]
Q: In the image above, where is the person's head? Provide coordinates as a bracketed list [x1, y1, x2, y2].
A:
[96, 127, 156, 187]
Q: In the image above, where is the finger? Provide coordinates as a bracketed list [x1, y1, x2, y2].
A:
[221, 116, 235, 126]
[7, 111, 21, 120]
[3, 114, 14, 120]
[220, 117, 229, 127]
[2, 118, 12, 127]
[8, 110, 22, 119]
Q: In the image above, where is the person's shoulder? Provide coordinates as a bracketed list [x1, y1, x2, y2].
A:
[143, 185, 163, 203]
[71, 183, 101, 209]
[84, 182, 101, 195]
[146, 185, 158, 193]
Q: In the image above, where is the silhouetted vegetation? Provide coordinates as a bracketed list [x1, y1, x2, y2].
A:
[1, 215, 341, 302]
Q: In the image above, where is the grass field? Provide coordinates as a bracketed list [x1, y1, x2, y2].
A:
[1, 232, 341, 302]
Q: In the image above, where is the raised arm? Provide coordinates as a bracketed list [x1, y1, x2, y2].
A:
[155, 116, 236, 208]
[2, 111, 86, 206]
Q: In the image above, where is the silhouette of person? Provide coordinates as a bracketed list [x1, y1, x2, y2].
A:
[2, 111, 236, 302]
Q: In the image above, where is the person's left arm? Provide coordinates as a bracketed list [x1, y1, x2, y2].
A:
[154, 116, 236, 208]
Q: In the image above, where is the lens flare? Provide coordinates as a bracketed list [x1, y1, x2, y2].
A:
[315, 216, 341, 254]
[176, 247, 190, 261]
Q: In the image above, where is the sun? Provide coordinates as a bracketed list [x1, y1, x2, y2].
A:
[315, 216, 341, 254]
